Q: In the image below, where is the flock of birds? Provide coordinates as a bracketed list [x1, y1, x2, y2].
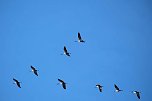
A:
[13, 32, 141, 100]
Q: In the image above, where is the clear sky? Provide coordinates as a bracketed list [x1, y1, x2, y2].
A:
[0, 0, 152, 101]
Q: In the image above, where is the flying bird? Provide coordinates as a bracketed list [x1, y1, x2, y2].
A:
[13, 78, 21, 88]
[114, 84, 123, 92]
[58, 79, 66, 89]
[31, 66, 38, 76]
[96, 84, 103, 92]
[75, 32, 85, 43]
[132, 91, 141, 99]
[63, 46, 70, 57]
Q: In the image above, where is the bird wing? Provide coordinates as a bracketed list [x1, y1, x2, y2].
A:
[13, 78, 18, 82]
[58, 79, 63, 83]
[31, 66, 35, 70]
[114, 84, 119, 90]
[34, 70, 38, 76]
[78, 32, 82, 40]
[62, 82, 66, 89]
[64, 46, 68, 53]
[17, 82, 21, 88]
[99, 87, 102, 92]
[136, 92, 140, 99]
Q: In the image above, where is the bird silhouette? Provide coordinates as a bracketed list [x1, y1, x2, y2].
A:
[96, 84, 103, 92]
[132, 91, 141, 99]
[75, 32, 85, 43]
[63, 46, 71, 57]
[13, 78, 21, 88]
[31, 66, 38, 76]
[114, 84, 123, 92]
[58, 79, 66, 89]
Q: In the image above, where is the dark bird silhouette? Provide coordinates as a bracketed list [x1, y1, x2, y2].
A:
[114, 84, 123, 92]
[31, 66, 38, 76]
[75, 32, 85, 43]
[58, 79, 66, 89]
[63, 46, 70, 57]
[133, 91, 141, 99]
[96, 84, 103, 92]
[13, 78, 21, 88]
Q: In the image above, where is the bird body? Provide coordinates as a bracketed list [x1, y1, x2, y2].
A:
[13, 78, 21, 88]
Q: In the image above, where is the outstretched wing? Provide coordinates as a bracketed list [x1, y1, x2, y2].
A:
[136, 92, 140, 99]
[58, 79, 64, 83]
[99, 87, 102, 92]
[17, 82, 21, 88]
[13, 78, 18, 82]
[31, 66, 36, 70]
[114, 84, 119, 90]
[78, 32, 82, 40]
[34, 70, 38, 76]
[64, 46, 68, 53]
[62, 82, 66, 89]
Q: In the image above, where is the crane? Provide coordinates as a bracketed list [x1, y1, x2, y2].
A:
[132, 91, 141, 99]
[58, 79, 66, 89]
[13, 78, 21, 88]
[31, 66, 38, 76]
[75, 32, 85, 43]
[63, 46, 71, 57]
[96, 84, 103, 92]
[114, 84, 123, 92]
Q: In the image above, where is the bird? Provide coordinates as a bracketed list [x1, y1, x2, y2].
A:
[114, 84, 123, 92]
[58, 79, 66, 89]
[63, 46, 70, 57]
[75, 32, 85, 43]
[132, 91, 141, 99]
[31, 66, 38, 76]
[13, 78, 21, 88]
[96, 84, 103, 92]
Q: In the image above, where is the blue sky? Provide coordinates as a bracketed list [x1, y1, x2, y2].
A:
[0, 0, 152, 101]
